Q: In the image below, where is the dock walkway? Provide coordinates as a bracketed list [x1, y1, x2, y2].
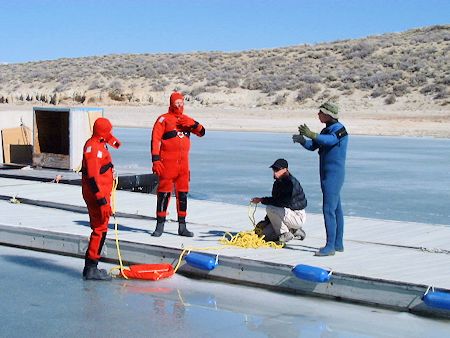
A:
[1, 177, 449, 318]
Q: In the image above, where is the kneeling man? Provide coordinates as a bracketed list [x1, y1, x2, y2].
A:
[251, 158, 307, 244]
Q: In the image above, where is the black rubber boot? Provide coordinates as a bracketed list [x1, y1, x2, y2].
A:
[83, 257, 95, 277]
[83, 257, 111, 281]
[152, 216, 165, 237]
[178, 217, 194, 237]
[84, 266, 112, 281]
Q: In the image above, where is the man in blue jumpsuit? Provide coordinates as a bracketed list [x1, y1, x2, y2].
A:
[293, 102, 348, 256]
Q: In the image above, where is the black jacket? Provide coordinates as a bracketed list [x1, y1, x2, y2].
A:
[261, 173, 307, 210]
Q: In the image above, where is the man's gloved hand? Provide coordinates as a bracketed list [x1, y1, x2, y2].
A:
[292, 134, 306, 145]
[177, 115, 196, 129]
[152, 160, 165, 176]
[100, 204, 112, 222]
[298, 124, 317, 139]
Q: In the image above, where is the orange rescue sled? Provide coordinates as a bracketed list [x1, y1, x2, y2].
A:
[119, 263, 174, 280]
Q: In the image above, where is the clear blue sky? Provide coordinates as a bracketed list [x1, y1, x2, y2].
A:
[0, 0, 448, 63]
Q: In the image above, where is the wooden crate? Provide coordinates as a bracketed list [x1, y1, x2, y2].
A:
[1, 126, 32, 165]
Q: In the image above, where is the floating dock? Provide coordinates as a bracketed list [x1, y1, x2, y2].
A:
[1, 176, 450, 319]
[0, 166, 157, 193]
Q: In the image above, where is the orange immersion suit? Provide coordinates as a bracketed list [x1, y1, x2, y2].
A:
[81, 117, 121, 269]
[151, 92, 205, 237]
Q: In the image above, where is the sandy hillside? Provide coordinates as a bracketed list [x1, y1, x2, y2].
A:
[105, 96, 450, 138]
[1, 96, 449, 138]
[0, 25, 448, 137]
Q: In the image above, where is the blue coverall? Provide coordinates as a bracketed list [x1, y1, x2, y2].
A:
[301, 121, 348, 253]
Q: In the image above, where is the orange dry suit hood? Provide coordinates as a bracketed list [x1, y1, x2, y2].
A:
[168, 92, 184, 115]
[93, 117, 121, 149]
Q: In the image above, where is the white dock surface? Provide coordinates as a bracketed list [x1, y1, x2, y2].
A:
[1, 177, 450, 290]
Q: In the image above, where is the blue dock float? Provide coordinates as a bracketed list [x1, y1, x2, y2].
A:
[423, 288, 450, 311]
[292, 264, 332, 283]
[185, 252, 219, 271]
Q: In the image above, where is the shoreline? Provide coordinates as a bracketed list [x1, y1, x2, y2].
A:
[104, 106, 450, 138]
[1, 103, 449, 138]
[111, 124, 450, 139]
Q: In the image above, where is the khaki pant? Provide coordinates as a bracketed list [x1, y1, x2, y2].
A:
[266, 205, 306, 236]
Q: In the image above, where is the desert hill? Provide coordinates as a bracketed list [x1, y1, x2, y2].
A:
[0, 25, 448, 110]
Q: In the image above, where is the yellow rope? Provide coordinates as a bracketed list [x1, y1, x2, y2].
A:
[248, 202, 257, 226]
[173, 245, 225, 273]
[111, 190, 283, 277]
[74, 161, 82, 174]
[219, 230, 284, 249]
[173, 248, 192, 273]
[110, 177, 129, 278]
[9, 195, 21, 204]
[111, 177, 118, 215]
[219, 203, 284, 249]
[173, 203, 283, 272]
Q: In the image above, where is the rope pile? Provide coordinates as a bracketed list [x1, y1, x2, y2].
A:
[218, 203, 284, 249]
[219, 230, 283, 249]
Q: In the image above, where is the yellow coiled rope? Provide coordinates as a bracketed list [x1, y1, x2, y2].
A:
[173, 203, 283, 272]
[219, 230, 283, 249]
[218, 203, 284, 249]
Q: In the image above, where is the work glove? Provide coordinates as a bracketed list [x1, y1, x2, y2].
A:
[298, 124, 317, 139]
[177, 115, 196, 130]
[152, 160, 165, 176]
[292, 134, 306, 145]
[100, 204, 112, 223]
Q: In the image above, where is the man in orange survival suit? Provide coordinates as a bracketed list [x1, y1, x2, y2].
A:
[151, 92, 205, 237]
[81, 117, 121, 280]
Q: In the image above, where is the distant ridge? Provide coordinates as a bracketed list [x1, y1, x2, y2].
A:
[0, 25, 448, 108]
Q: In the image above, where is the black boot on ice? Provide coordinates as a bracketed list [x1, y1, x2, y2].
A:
[152, 217, 166, 237]
[84, 266, 112, 281]
[178, 217, 194, 237]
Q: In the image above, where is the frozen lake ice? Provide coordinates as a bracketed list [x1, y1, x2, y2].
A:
[1, 245, 449, 337]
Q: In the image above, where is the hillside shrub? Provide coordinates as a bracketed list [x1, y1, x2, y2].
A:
[384, 94, 396, 104]
[296, 84, 320, 102]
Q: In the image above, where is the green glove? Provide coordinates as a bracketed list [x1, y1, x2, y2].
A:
[298, 124, 317, 139]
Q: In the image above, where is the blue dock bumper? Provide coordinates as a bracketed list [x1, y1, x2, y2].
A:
[423, 290, 450, 311]
[292, 264, 332, 283]
[185, 252, 219, 271]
